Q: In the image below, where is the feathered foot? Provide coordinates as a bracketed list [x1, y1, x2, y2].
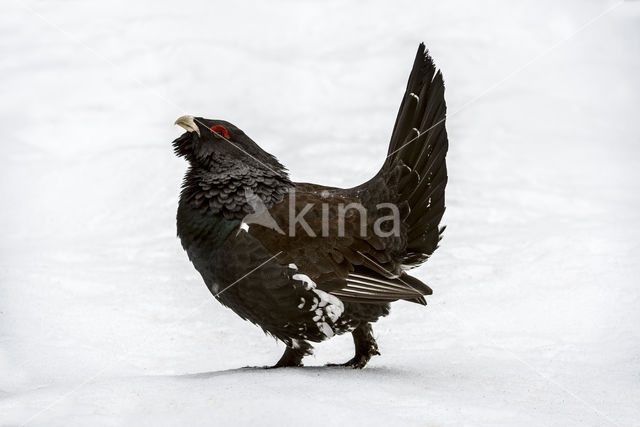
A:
[269, 340, 313, 368]
[327, 323, 380, 369]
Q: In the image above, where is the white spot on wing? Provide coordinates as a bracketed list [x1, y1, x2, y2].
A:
[293, 273, 316, 290]
[319, 322, 334, 338]
[292, 272, 345, 339]
[312, 289, 344, 322]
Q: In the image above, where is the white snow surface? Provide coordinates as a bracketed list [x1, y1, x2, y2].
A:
[1, 0, 640, 425]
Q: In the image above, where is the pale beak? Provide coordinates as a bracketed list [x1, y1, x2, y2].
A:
[174, 115, 201, 136]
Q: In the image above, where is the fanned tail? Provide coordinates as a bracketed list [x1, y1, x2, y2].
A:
[344, 43, 448, 305]
[385, 43, 449, 268]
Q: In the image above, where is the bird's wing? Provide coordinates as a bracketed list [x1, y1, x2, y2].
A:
[246, 187, 432, 305]
[247, 44, 446, 304]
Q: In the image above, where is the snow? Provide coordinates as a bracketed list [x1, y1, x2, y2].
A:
[1, 0, 639, 425]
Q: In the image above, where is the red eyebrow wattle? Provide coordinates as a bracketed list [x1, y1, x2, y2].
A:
[210, 125, 230, 139]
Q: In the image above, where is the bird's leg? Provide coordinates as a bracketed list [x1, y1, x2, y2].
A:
[329, 323, 380, 369]
[270, 340, 313, 368]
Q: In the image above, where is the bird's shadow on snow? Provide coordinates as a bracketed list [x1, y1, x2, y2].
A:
[168, 365, 412, 380]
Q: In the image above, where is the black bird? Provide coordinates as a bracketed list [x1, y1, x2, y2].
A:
[172, 43, 448, 368]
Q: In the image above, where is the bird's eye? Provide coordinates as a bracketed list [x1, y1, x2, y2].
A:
[210, 125, 230, 139]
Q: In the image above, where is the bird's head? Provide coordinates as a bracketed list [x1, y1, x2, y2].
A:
[172, 115, 287, 176]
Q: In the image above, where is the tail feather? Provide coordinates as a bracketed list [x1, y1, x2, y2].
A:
[346, 43, 448, 293]
[386, 43, 449, 266]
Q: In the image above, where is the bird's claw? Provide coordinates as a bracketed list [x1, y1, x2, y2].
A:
[326, 354, 372, 369]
